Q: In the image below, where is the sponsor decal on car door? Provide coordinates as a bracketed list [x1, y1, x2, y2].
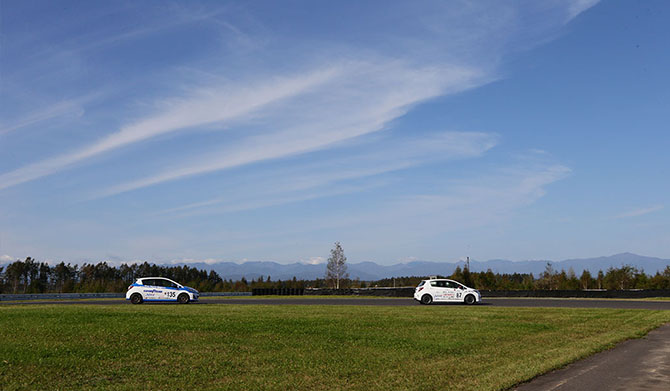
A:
[430, 281, 444, 301]
[158, 280, 177, 300]
[444, 286, 456, 301]
[437, 285, 448, 301]
[448, 282, 464, 301]
[433, 281, 455, 301]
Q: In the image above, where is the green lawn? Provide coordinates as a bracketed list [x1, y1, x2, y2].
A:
[1, 304, 668, 391]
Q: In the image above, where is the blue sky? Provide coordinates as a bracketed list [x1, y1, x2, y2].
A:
[1, 0, 668, 266]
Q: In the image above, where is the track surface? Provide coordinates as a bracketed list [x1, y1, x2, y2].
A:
[514, 323, 670, 391]
[3, 297, 670, 310]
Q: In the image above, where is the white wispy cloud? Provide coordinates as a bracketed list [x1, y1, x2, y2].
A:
[0, 68, 339, 191]
[177, 160, 572, 254]
[616, 205, 664, 219]
[0, 100, 85, 136]
[0, 1, 592, 197]
[5, 4, 231, 80]
[384, 164, 572, 226]
[154, 131, 498, 216]
[95, 62, 487, 197]
[175, 181, 388, 218]
[566, 0, 600, 21]
[0, 255, 14, 263]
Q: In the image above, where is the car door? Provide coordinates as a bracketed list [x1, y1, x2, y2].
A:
[430, 280, 448, 301]
[142, 279, 160, 300]
[452, 283, 466, 302]
[161, 279, 179, 301]
[153, 279, 173, 301]
[443, 281, 459, 301]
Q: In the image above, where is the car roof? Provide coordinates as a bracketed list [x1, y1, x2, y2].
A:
[426, 279, 466, 284]
[138, 277, 176, 282]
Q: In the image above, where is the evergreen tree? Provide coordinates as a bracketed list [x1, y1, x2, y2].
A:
[579, 270, 593, 290]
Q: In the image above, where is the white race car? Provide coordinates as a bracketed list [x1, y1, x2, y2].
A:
[414, 278, 481, 305]
[126, 277, 199, 304]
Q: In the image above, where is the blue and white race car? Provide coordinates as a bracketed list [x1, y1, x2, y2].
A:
[126, 277, 199, 304]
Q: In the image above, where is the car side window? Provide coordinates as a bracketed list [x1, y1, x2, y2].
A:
[445, 281, 457, 289]
[160, 280, 177, 288]
[141, 279, 154, 286]
[430, 281, 438, 287]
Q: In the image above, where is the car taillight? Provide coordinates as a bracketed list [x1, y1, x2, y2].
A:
[127, 285, 133, 291]
[417, 287, 423, 292]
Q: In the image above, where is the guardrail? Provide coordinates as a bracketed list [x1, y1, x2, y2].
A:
[251, 288, 305, 296]
[305, 287, 415, 297]
[480, 289, 670, 298]
[201, 292, 252, 297]
[0, 291, 252, 301]
[306, 288, 670, 298]
[0, 292, 125, 301]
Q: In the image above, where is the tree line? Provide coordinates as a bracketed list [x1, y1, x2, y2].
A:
[0, 258, 227, 294]
[447, 262, 670, 290]
[0, 258, 310, 294]
[1, 258, 669, 294]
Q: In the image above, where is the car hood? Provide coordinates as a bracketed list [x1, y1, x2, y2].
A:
[182, 286, 199, 293]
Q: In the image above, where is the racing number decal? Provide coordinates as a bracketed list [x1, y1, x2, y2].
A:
[456, 292, 462, 299]
[166, 291, 176, 298]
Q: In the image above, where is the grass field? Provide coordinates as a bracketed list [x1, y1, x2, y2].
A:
[1, 304, 668, 391]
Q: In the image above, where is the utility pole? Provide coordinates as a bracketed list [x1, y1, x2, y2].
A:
[466, 256, 470, 272]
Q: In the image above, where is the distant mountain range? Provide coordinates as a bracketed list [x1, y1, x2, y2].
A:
[174, 253, 670, 281]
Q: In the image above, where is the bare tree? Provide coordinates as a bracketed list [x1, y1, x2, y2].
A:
[325, 242, 348, 289]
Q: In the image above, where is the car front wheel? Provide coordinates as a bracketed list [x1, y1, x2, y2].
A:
[464, 294, 476, 305]
[178, 293, 190, 304]
[420, 294, 433, 305]
[130, 293, 143, 305]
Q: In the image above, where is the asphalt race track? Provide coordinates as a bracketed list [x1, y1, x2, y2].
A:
[513, 323, 670, 391]
[3, 297, 670, 310]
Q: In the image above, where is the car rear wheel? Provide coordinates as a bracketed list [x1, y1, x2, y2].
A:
[130, 293, 143, 305]
[420, 294, 433, 305]
[178, 293, 190, 304]
[464, 294, 476, 305]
